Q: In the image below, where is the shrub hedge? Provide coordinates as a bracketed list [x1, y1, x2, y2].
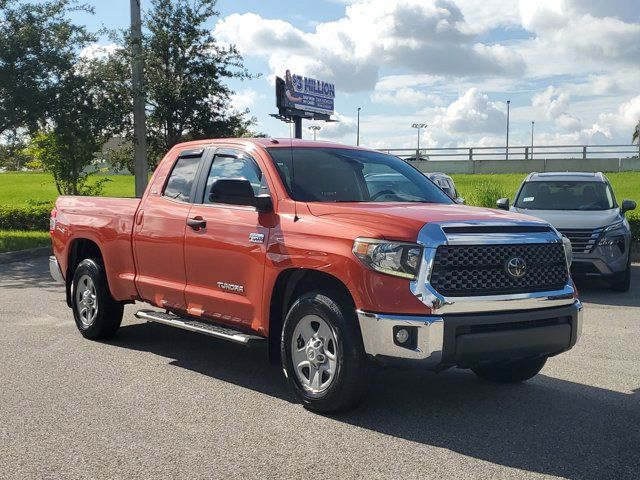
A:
[0, 203, 53, 231]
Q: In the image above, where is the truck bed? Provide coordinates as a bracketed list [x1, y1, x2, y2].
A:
[52, 196, 141, 301]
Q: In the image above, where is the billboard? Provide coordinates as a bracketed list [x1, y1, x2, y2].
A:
[277, 70, 335, 117]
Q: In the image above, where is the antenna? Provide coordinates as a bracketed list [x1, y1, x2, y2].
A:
[289, 124, 298, 222]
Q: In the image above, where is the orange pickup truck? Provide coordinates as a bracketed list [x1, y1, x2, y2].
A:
[50, 138, 583, 412]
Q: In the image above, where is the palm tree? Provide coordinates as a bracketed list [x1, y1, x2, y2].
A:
[634, 120, 640, 144]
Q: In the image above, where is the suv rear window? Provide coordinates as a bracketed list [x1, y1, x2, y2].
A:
[515, 181, 615, 210]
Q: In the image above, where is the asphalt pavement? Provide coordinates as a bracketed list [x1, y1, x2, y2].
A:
[1, 257, 639, 479]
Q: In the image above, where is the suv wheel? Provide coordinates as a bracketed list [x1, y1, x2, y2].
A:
[610, 255, 631, 292]
[281, 292, 371, 413]
[472, 357, 547, 383]
[72, 259, 124, 339]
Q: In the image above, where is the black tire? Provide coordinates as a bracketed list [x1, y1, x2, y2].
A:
[610, 255, 631, 292]
[472, 357, 547, 384]
[72, 258, 124, 339]
[281, 291, 371, 413]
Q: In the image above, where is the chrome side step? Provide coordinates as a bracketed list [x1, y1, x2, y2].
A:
[135, 309, 265, 347]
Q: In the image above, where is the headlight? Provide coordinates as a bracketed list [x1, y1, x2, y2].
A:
[353, 238, 423, 280]
[562, 235, 572, 267]
[598, 219, 629, 246]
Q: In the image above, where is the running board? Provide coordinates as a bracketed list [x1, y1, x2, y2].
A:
[135, 309, 265, 347]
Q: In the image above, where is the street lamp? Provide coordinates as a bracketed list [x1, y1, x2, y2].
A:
[531, 121, 535, 160]
[505, 100, 511, 161]
[411, 123, 428, 160]
[308, 125, 321, 141]
[356, 107, 361, 146]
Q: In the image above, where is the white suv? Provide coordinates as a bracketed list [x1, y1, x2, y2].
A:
[497, 172, 636, 291]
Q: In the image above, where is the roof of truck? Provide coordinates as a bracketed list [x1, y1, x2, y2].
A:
[172, 138, 370, 151]
[526, 171, 607, 182]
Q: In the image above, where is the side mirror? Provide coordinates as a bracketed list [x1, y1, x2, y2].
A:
[496, 198, 510, 210]
[455, 197, 465, 205]
[209, 179, 273, 213]
[621, 199, 636, 213]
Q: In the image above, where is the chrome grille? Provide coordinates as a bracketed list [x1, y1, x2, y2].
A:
[558, 227, 604, 254]
[430, 243, 568, 297]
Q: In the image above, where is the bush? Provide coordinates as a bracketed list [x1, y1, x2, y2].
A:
[464, 182, 508, 208]
[628, 212, 640, 242]
[0, 202, 54, 231]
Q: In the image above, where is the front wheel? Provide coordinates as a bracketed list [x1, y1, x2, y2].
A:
[72, 259, 124, 340]
[472, 357, 547, 383]
[281, 292, 371, 413]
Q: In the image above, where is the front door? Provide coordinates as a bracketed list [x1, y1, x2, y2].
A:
[184, 149, 272, 331]
[133, 148, 205, 311]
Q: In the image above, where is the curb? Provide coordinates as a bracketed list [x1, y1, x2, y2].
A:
[0, 246, 51, 265]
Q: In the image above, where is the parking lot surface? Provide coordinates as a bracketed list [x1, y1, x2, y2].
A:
[1, 257, 639, 479]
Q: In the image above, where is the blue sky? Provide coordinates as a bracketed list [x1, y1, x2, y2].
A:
[76, 0, 640, 149]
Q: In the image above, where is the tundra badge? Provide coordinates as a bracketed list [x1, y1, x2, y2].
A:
[217, 282, 245, 294]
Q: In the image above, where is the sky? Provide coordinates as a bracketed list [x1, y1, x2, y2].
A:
[73, 0, 640, 149]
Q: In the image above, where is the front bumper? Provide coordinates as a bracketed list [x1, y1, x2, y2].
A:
[357, 300, 583, 369]
[571, 240, 630, 277]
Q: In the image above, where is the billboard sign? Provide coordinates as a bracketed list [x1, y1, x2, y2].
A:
[280, 69, 335, 116]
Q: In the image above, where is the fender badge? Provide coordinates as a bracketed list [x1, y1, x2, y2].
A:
[249, 233, 265, 244]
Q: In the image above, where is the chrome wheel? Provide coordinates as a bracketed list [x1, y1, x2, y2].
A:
[291, 314, 338, 394]
[75, 274, 98, 328]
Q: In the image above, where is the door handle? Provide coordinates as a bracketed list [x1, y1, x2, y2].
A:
[187, 217, 206, 230]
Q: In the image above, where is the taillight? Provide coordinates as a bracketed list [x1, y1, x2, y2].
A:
[50, 209, 57, 232]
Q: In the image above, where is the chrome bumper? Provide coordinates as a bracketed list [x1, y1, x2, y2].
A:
[357, 300, 583, 368]
[49, 256, 64, 284]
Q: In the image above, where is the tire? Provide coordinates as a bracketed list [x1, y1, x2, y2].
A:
[72, 258, 124, 340]
[472, 357, 547, 384]
[281, 291, 371, 413]
[610, 255, 631, 292]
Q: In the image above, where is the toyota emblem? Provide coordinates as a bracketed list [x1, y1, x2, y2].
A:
[505, 257, 527, 279]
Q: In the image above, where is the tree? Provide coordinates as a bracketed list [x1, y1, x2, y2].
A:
[0, 0, 95, 135]
[633, 121, 640, 145]
[99, 0, 256, 167]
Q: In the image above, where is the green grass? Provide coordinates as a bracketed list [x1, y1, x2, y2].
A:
[0, 230, 50, 254]
[0, 172, 135, 207]
[0, 171, 638, 208]
[451, 172, 640, 205]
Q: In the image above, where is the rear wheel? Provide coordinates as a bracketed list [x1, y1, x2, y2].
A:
[472, 357, 547, 383]
[281, 292, 371, 413]
[72, 259, 124, 339]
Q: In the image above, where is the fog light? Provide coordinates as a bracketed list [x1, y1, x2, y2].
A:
[395, 328, 410, 344]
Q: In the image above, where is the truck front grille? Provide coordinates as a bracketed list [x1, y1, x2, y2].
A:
[557, 227, 604, 254]
[430, 243, 568, 296]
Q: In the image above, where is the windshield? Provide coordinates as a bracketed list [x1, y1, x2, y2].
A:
[267, 147, 453, 204]
[515, 181, 616, 211]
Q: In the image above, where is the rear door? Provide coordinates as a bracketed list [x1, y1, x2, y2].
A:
[133, 148, 208, 311]
[183, 148, 271, 330]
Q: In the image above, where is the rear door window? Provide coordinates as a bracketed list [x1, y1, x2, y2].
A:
[163, 156, 201, 202]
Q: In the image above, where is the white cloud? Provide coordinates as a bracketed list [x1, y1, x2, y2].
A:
[434, 88, 506, 135]
[215, 1, 525, 92]
[230, 88, 264, 111]
[371, 87, 443, 106]
[80, 43, 118, 59]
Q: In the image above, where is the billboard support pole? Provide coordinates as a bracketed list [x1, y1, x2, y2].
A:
[294, 117, 302, 139]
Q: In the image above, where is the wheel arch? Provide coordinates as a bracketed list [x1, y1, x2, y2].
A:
[65, 238, 105, 307]
[267, 268, 357, 364]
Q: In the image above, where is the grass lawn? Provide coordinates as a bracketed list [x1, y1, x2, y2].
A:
[0, 170, 638, 207]
[0, 172, 135, 206]
[0, 230, 50, 254]
[451, 172, 640, 204]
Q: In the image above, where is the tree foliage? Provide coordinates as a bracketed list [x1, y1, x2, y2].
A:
[0, 0, 95, 135]
[633, 121, 640, 145]
[97, 0, 257, 166]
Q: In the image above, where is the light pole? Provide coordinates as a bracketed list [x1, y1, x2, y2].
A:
[308, 125, 321, 141]
[130, 0, 147, 198]
[411, 123, 428, 160]
[530, 121, 535, 160]
[505, 100, 510, 161]
[356, 107, 361, 146]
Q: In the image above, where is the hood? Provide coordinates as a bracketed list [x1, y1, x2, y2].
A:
[307, 202, 546, 242]
[511, 207, 621, 230]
